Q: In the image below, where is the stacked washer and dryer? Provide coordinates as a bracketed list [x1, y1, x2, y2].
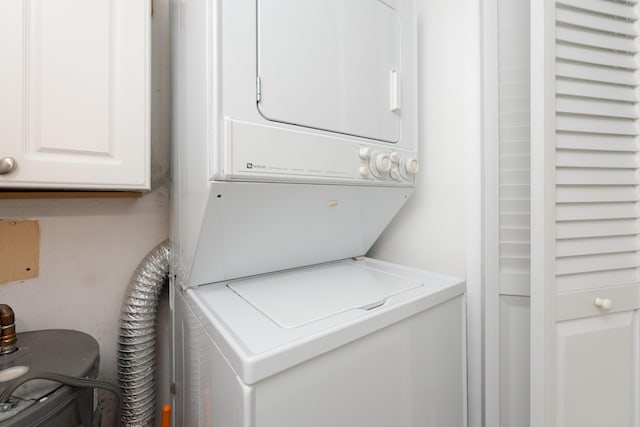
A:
[170, 0, 466, 426]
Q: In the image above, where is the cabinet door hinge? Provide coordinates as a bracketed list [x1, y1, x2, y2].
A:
[151, 0, 155, 17]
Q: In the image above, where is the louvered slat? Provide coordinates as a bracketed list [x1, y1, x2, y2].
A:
[556, 168, 637, 185]
[557, 235, 637, 257]
[556, 219, 638, 239]
[556, 6, 637, 36]
[556, 202, 639, 221]
[497, 67, 529, 85]
[500, 199, 531, 213]
[556, 186, 638, 203]
[501, 170, 530, 185]
[501, 141, 529, 156]
[501, 257, 531, 272]
[500, 213, 530, 228]
[556, 115, 637, 136]
[556, 133, 637, 152]
[501, 242, 531, 257]
[557, 43, 636, 69]
[556, 25, 638, 53]
[500, 125, 530, 141]
[556, 150, 638, 168]
[501, 155, 530, 170]
[557, 0, 637, 19]
[501, 185, 531, 200]
[556, 61, 637, 87]
[500, 112, 530, 127]
[501, 228, 530, 242]
[556, 79, 637, 103]
[499, 97, 530, 114]
[556, 97, 637, 120]
[556, 252, 639, 276]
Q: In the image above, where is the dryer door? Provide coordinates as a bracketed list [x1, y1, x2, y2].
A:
[257, 0, 401, 143]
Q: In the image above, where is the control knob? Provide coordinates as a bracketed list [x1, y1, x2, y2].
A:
[369, 151, 391, 178]
[358, 147, 372, 160]
[399, 156, 420, 179]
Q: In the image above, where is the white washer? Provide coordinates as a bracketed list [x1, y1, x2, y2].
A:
[173, 258, 466, 427]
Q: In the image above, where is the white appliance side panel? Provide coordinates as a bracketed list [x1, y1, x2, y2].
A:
[186, 182, 413, 287]
[252, 295, 466, 427]
[174, 289, 252, 427]
[257, 0, 400, 142]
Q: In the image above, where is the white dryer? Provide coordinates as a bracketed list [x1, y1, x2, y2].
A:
[173, 258, 465, 426]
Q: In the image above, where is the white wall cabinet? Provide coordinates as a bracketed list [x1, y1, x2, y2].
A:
[0, 0, 150, 190]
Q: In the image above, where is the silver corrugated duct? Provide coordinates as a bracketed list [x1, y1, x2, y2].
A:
[117, 240, 171, 427]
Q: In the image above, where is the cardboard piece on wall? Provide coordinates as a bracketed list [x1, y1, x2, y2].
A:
[0, 220, 40, 284]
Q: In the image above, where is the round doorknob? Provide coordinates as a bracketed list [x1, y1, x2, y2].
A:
[0, 157, 16, 175]
[594, 297, 613, 311]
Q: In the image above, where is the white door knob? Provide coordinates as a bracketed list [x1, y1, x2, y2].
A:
[594, 297, 613, 311]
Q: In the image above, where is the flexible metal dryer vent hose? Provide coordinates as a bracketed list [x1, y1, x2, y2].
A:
[117, 240, 170, 427]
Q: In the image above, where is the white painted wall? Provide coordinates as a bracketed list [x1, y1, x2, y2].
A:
[0, 0, 171, 424]
[368, 1, 482, 426]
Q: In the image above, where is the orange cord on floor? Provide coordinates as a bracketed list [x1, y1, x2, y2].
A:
[161, 403, 172, 427]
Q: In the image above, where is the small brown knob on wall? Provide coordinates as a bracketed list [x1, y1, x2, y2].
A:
[0, 305, 17, 355]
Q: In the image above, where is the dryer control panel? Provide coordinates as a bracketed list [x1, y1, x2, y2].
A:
[220, 119, 419, 186]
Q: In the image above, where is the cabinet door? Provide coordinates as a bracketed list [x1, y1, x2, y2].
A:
[556, 311, 636, 427]
[0, 0, 149, 190]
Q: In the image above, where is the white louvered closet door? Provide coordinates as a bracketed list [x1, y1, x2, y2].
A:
[492, 0, 533, 425]
[531, 1, 640, 426]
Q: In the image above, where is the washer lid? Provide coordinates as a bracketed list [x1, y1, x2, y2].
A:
[228, 262, 422, 328]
